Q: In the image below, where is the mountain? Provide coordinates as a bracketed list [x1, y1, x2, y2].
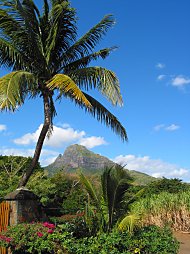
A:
[46, 144, 115, 173]
[46, 144, 157, 185]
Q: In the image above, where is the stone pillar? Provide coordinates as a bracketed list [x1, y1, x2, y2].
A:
[4, 187, 47, 226]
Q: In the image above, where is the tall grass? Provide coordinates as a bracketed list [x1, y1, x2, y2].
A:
[131, 191, 190, 232]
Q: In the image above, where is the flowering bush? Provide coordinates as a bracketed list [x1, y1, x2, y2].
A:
[0, 223, 179, 254]
[0, 222, 72, 253]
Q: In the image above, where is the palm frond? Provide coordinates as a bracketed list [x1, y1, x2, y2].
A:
[118, 213, 140, 233]
[45, 1, 76, 65]
[78, 171, 100, 209]
[46, 74, 92, 108]
[60, 15, 115, 65]
[63, 47, 117, 72]
[0, 71, 36, 111]
[14, 0, 45, 65]
[123, 188, 145, 207]
[101, 165, 132, 229]
[0, 38, 25, 68]
[81, 93, 127, 141]
[67, 67, 123, 106]
[0, 1, 46, 72]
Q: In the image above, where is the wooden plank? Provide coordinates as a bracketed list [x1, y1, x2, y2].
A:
[0, 202, 10, 254]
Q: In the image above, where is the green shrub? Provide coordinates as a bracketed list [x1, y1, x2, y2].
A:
[67, 225, 179, 254]
[0, 223, 179, 254]
[0, 222, 72, 253]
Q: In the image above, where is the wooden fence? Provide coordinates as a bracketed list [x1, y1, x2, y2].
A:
[0, 202, 10, 254]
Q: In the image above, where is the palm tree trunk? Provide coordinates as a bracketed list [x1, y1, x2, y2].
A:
[18, 94, 51, 187]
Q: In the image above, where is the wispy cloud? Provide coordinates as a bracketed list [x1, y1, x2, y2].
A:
[157, 74, 166, 81]
[0, 124, 6, 132]
[156, 63, 165, 69]
[13, 124, 107, 149]
[153, 124, 180, 132]
[153, 124, 165, 131]
[113, 154, 190, 181]
[171, 75, 190, 87]
[165, 124, 180, 131]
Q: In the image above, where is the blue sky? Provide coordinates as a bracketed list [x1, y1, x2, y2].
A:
[1, 0, 190, 181]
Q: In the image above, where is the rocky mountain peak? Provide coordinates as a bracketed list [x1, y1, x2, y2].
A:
[46, 144, 115, 173]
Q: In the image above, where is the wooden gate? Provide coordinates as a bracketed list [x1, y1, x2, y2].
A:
[0, 201, 10, 254]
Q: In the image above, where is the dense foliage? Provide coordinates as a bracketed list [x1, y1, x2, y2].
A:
[0, 223, 179, 254]
[144, 177, 190, 196]
[28, 171, 87, 216]
[0, 155, 42, 199]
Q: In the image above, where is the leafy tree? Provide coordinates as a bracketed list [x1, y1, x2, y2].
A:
[28, 171, 87, 216]
[0, 0, 127, 187]
[144, 177, 190, 197]
[0, 155, 42, 198]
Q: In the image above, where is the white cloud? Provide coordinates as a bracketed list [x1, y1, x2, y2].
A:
[0, 124, 6, 132]
[40, 156, 58, 167]
[156, 63, 165, 69]
[113, 154, 190, 180]
[165, 124, 180, 131]
[13, 124, 107, 149]
[14, 124, 86, 147]
[0, 147, 59, 167]
[45, 125, 85, 147]
[171, 75, 190, 87]
[157, 74, 166, 81]
[79, 136, 107, 149]
[0, 148, 34, 157]
[153, 124, 180, 132]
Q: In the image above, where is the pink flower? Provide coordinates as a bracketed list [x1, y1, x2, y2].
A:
[43, 222, 55, 229]
[5, 237, 12, 243]
[47, 229, 54, 234]
[0, 235, 12, 242]
[43, 222, 49, 227]
[37, 232, 43, 237]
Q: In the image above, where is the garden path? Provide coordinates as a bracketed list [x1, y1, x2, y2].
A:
[174, 232, 190, 254]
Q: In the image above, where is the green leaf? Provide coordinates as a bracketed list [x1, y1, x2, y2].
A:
[0, 71, 36, 111]
[118, 213, 140, 233]
[82, 93, 128, 142]
[78, 171, 100, 208]
[46, 74, 92, 108]
[68, 67, 123, 106]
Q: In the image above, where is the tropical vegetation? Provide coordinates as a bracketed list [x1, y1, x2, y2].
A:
[0, 222, 179, 254]
[0, 156, 182, 253]
[0, 0, 127, 187]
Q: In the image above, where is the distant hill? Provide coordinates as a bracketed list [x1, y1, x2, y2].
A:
[46, 144, 157, 185]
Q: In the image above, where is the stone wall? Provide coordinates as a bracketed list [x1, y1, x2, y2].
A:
[5, 187, 47, 226]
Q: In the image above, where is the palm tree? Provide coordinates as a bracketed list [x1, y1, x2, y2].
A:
[0, 0, 127, 187]
[79, 165, 142, 233]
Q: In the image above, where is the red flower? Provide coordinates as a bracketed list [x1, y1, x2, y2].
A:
[37, 232, 43, 237]
[43, 222, 55, 229]
[0, 235, 12, 242]
[47, 229, 54, 234]
[5, 237, 12, 243]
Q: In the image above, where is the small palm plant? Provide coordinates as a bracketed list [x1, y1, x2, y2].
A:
[79, 165, 143, 233]
[0, 0, 127, 187]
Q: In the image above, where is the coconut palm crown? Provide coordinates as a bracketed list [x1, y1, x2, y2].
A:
[0, 0, 127, 187]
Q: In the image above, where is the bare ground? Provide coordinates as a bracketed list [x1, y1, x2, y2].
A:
[173, 232, 190, 254]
